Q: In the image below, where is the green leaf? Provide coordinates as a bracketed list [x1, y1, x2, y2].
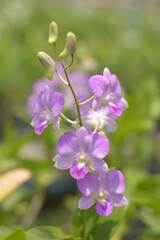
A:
[26, 226, 71, 240]
[91, 206, 127, 240]
[89, 234, 94, 240]
[0, 226, 13, 239]
[72, 204, 127, 240]
[72, 206, 99, 239]
[72, 207, 81, 237]
[4, 229, 26, 240]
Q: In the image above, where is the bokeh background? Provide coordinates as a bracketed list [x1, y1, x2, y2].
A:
[0, 0, 160, 239]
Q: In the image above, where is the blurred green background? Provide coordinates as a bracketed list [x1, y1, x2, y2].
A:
[0, 0, 160, 239]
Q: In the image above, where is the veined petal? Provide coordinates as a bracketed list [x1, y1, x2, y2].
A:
[54, 154, 73, 170]
[48, 92, 64, 117]
[53, 116, 60, 131]
[35, 121, 49, 135]
[110, 193, 128, 206]
[57, 132, 78, 156]
[77, 127, 88, 140]
[84, 133, 109, 159]
[70, 162, 88, 179]
[105, 170, 125, 194]
[96, 198, 113, 216]
[108, 102, 123, 117]
[104, 118, 117, 132]
[90, 158, 108, 173]
[31, 113, 49, 135]
[109, 74, 122, 98]
[89, 75, 109, 98]
[103, 67, 112, 79]
[77, 173, 99, 196]
[118, 98, 128, 110]
[78, 195, 95, 210]
[32, 91, 44, 114]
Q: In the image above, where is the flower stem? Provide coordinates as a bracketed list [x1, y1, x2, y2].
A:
[78, 95, 95, 106]
[53, 43, 84, 238]
[53, 43, 83, 127]
[59, 59, 83, 126]
[60, 112, 79, 125]
[65, 54, 74, 69]
[79, 209, 84, 239]
[55, 69, 68, 86]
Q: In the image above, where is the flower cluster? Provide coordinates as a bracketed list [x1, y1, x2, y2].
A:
[29, 22, 128, 216]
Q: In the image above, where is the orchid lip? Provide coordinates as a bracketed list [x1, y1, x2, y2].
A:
[97, 190, 107, 206]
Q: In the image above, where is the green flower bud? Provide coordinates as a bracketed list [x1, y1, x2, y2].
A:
[48, 21, 58, 44]
[37, 52, 55, 80]
[59, 32, 76, 58]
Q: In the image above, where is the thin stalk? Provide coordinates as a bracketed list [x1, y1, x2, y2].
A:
[53, 44, 83, 127]
[65, 54, 74, 69]
[60, 112, 79, 125]
[79, 209, 84, 239]
[55, 69, 68, 86]
[78, 95, 95, 106]
[93, 119, 101, 134]
[60, 60, 83, 126]
[53, 43, 84, 238]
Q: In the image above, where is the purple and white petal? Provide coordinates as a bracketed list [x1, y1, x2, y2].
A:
[105, 170, 125, 194]
[54, 154, 73, 170]
[77, 127, 88, 140]
[70, 162, 88, 179]
[96, 198, 113, 216]
[118, 98, 128, 110]
[57, 132, 78, 156]
[31, 111, 50, 135]
[109, 74, 122, 98]
[90, 158, 108, 173]
[89, 75, 109, 98]
[103, 67, 112, 79]
[32, 91, 44, 114]
[104, 118, 117, 132]
[49, 92, 64, 117]
[53, 116, 60, 131]
[77, 173, 99, 196]
[84, 133, 109, 159]
[78, 195, 95, 210]
[110, 193, 128, 207]
[108, 102, 123, 117]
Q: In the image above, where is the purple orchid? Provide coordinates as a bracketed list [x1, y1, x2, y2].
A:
[89, 68, 128, 117]
[53, 127, 109, 179]
[27, 63, 91, 114]
[77, 170, 127, 216]
[78, 98, 117, 133]
[31, 85, 64, 134]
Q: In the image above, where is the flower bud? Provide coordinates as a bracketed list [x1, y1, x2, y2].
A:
[48, 21, 58, 44]
[59, 32, 76, 58]
[37, 52, 55, 80]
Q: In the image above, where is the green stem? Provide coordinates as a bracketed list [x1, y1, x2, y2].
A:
[53, 44, 84, 238]
[59, 59, 83, 127]
[55, 69, 68, 85]
[65, 54, 74, 69]
[79, 209, 84, 239]
[53, 43, 83, 127]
